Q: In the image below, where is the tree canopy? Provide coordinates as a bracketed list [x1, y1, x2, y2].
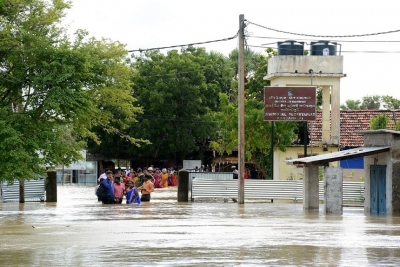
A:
[340, 99, 361, 110]
[370, 114, 389, 130]
[91, 46, 297, 177]
[360, 95, 381, 110]
[0, 0, 142, 182]
[381, 95, 400, 109]
[341, 95, 400, 110]
[210, 48, 297, 178]
[110, 47, 234, 162]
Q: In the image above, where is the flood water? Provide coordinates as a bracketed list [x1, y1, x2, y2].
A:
[1, 185, 400, 266]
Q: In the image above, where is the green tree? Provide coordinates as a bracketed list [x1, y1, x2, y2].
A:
[210, 48, 297, 179]
[210, 93, 296, 179]
[342, 95, 400, 110]
[245, 48, 275, 101]
[209, 94, 238, 157]
[381, 95, 400, 109]
[396, 121, 400, 131]
[340, 99, 361, 110]
[0, 0, 142, 183]
[228, 48, 266, 83]
[370, 114, 389, 130]
[316, 88, 323, 110]
[360, 95, 381, 110]
[123, 47, 233, 162]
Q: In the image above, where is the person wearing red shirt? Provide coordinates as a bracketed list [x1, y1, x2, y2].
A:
[113, 176, 126, 204]
[244, 168, 250, 179]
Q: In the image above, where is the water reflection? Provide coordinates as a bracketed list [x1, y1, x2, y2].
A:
[1, 185, 400, 266]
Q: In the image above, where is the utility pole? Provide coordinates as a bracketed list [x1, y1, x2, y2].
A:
[304, 69, 314, 158]
[270, 121, 274, 179]
[238, 14, 245, 204]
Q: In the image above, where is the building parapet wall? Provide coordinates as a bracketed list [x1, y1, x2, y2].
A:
[265, 55, 344, 79]
[361, 130, 400, 147]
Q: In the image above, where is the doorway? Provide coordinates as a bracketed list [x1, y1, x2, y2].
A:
[72, 170, 79, 184]
[370, 165, 386, 214]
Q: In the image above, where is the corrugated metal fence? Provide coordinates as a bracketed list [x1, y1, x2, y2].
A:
[1, 179, 45, 202]
[191, 179, 365, 203]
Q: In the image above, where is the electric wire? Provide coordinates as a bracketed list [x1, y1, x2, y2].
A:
[128, 31, 240, 53]
[133, 65, 231, 79]
[247, 44, 275, 49]
[247, 44, 400, 53]
[243, 20, 250, 50]
[247, 36, 400, 43]
[338, 51, 400, 53]
[136, 114, 218, 123]
[1, 76, 20, 84]
[246, 20, 400, 38]
[0, 70, 22, 83]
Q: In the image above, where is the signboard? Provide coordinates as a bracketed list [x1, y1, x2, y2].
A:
[264, 86, 316, 121]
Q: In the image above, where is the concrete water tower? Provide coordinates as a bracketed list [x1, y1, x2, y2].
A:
[264, 40, 346, 146]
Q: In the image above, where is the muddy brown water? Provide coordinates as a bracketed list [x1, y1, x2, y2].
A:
[1, 185, 400, 266]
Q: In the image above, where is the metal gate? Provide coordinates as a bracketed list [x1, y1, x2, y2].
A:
[192, 179, 365, 203]
[370, 165, 386, 214]
[1, 178, 45, 202]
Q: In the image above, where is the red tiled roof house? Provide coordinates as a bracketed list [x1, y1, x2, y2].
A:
[274, 110, 400, 181]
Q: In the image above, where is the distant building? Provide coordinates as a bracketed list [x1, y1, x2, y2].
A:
[274, 110, 400, 181]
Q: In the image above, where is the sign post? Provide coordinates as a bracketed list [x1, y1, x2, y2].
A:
[264, 86, 317, 122]
[264, 86, 317, 179]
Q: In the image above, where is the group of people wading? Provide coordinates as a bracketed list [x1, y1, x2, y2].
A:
[95, 166, 178, 204]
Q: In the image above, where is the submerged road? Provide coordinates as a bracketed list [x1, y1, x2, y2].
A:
[1, 185, 400, 266]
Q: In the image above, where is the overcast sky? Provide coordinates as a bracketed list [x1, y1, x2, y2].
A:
[63, 0, 400, 105]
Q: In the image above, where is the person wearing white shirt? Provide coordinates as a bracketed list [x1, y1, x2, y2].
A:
[232, 166, 238, 179]
[97, 168, 110, 183]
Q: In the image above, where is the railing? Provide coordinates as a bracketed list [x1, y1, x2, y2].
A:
[1, 179, 46, 202]
[189, 172, 234, 190]
[191, 179, 365, 203]
[341, 182, 365, 202]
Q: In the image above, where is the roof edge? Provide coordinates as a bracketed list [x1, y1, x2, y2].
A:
[356, 129, 400, 135]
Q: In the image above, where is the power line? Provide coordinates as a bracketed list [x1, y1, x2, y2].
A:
[1, 71, 22, 84]
[246, 20, 400, 38]
[136, 114, 218, 123]
[247, 35, 400, 43]
[128, 31, 240, 53]
[1, 76, 20, 84]
[246, 44, 275, 49]
[339, 51, 400, 53]
[133, 65, 230, 79]
[247, 44, 400, 53]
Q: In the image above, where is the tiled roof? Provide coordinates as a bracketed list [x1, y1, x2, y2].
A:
[308, 110, 400, 147]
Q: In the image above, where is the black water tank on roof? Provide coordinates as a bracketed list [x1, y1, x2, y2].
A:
[310, 40, 337, 55]
[277, 40, 305, 55]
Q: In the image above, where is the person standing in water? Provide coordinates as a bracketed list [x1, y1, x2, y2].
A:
[161, 168, 169, 188]
[113, 176, 125, 204]
[102, 171, 115, 204]
[138, 175, 154, 202]
[126, 180, 140, 204]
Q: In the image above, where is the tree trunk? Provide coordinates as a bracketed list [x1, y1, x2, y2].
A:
[19, 178, 25, 203]
[251, 154, 268, 179]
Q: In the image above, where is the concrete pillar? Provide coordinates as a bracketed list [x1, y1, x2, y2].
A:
[177, 169, 189, 202]
[322, 86, 330, 144]
[392, 150, 400, 212]
[303, 164, 319, 209]
[331, 81, 340, 145]
[46, 170, 57, 202]
[324, 167, 343, 214]
[363, 155, 373, 213]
